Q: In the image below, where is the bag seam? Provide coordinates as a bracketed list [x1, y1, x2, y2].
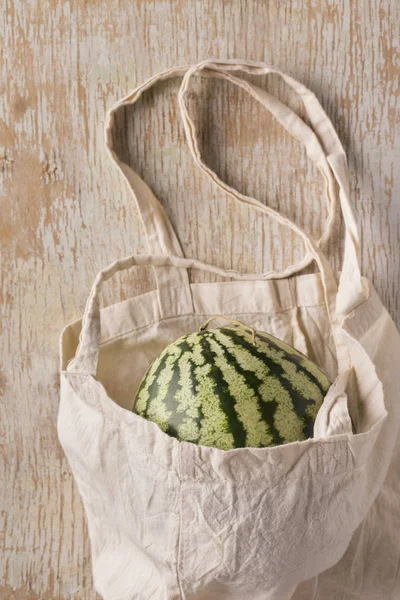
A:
[95, 308, 330, 348]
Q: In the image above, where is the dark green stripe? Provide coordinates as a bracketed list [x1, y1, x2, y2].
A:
[187, 351, 205, 435]
[220, 328, 317, 437]
[175, 338, 193, 354]
[254, 329, 329, 395]
[199, 334, 248, 448]
[163, 337, 205, 440]
[209, 332, 284, 446]
[177, 335, 207, 433]
[143, 346, 184, 421]
[135, 349, 172, 415]
[162, 360, 186, 438]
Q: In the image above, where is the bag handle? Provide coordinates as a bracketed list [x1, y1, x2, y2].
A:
[104, 67, 195, 319]
[103, 59, 352, 316]
[68, 60, 368, 379]
[178, 59, 366, 317]
[67, 239, 348, 379]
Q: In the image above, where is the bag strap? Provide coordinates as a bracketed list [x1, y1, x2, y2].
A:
[103, 59, 352, 318]
[178, 59, 366, 317]
[68, 59, 368, 379]
[67, 243, 346, 379]
[104, 67, 195, 319]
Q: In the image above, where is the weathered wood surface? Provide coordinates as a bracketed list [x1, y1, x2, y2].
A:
[1, 1, 399, 598]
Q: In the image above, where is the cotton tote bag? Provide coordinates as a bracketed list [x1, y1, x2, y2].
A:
[58, 59, 400, 600]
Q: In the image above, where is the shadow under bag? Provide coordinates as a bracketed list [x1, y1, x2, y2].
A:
[58, 59, 400, 600]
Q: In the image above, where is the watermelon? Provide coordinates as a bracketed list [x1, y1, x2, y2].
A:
[133, 319, 331, 450]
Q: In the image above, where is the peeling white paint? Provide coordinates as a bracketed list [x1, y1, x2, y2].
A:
[1, 0, 399, 597]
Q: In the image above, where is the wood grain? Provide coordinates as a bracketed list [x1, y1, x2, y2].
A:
[1, 1, 399, 598]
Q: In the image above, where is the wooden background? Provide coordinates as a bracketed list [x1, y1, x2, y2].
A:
[1, 1, 399, 598]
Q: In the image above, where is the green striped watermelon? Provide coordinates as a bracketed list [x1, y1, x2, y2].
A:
[133, 318, 331, 450]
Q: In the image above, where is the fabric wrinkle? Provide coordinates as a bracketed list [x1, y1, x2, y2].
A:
[57, 59, 400, 600]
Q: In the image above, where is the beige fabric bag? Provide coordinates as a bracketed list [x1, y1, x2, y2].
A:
[58, 59, 400, 600]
